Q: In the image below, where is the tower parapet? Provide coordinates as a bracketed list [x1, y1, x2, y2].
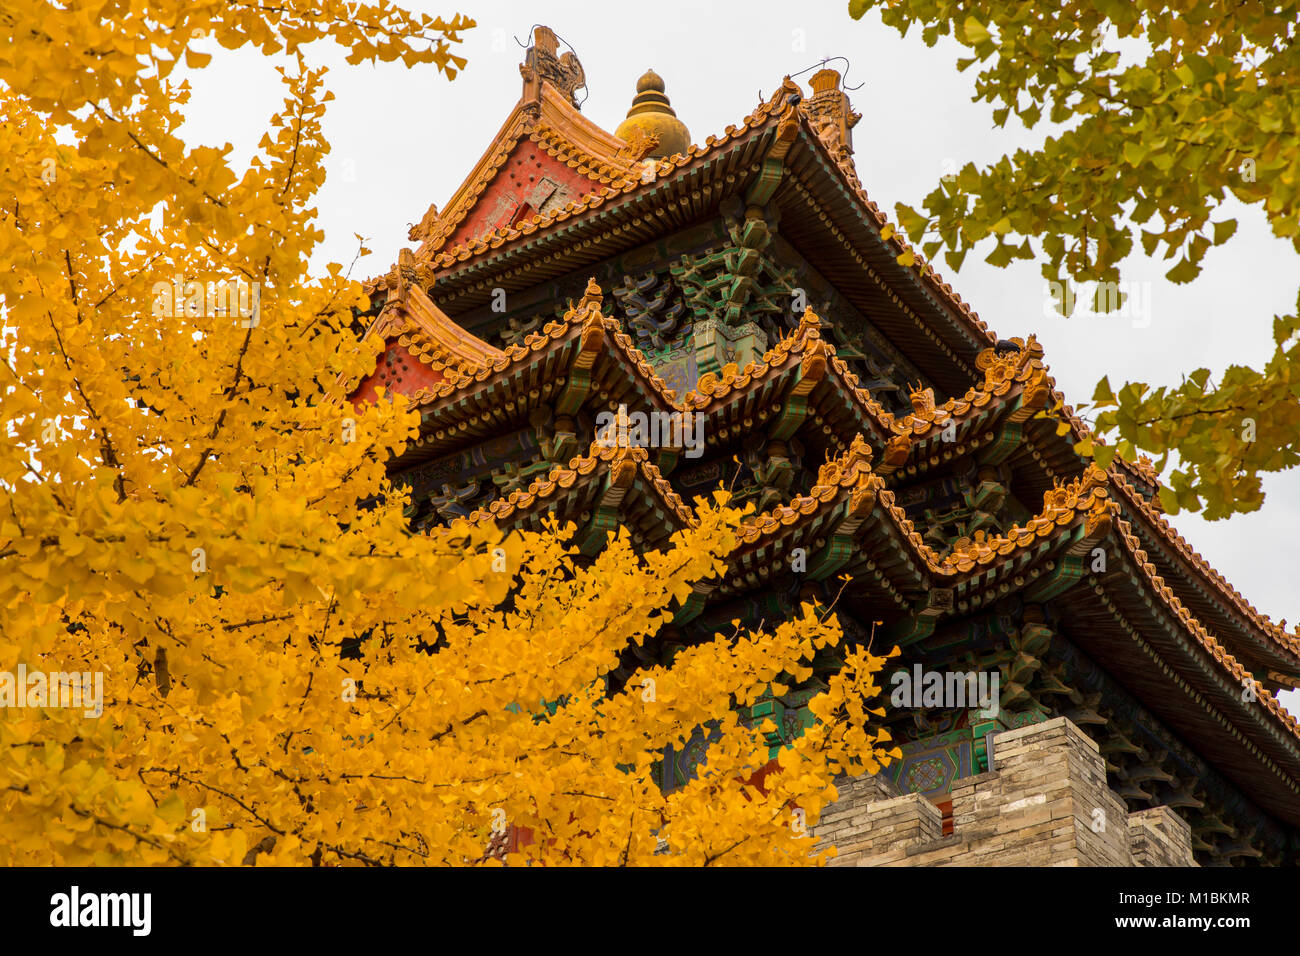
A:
[815, 717, 1197, 866]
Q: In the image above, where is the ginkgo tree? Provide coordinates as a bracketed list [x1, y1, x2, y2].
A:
[0, 2, 898, 865]
[849, 0, 1300, 519]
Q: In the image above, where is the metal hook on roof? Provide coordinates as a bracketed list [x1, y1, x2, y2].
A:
[512, 24, 542, 48]
[788, 55, 864, 92]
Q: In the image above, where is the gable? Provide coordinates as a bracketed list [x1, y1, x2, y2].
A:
[350, 340, 448, 406]
[346, 277, 503, 407]
[411, 79, 649, 259]
[441, 137, 605, 251]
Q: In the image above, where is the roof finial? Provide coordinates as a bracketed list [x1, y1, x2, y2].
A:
[804, 67, 861, 155]
[519, 25, 586, 108]
[616, 69, 691, 159]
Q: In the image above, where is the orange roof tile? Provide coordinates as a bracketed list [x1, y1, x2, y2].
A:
[1111, 470, 1300, 660]
[467, 439, 690, 529]
[1112, 516, 1300, 745]
[373, 68, 1294, 687]
[405, 278, 678, 411]
[426, 91, 788, 269]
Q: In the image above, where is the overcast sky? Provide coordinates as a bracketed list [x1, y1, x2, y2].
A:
[175, 0, 1300, 713]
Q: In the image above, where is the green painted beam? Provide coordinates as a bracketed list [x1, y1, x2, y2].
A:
[978, 420, 1023, 466]
[1023, 554, 1089, 602]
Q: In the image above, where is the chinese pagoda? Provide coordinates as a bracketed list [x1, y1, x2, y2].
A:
[349, 26, 1300, 865]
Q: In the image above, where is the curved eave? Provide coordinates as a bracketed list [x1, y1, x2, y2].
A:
[1004, 392, 1300, 681]
[394, 320, 584, 466]
[940, 343, 1299, 682]
[681, 318, 893, 448]
[393, 308, 680, 466]
[1056, 526, 1300, 827]
[467, 443, 692, 553]
[1111, 474, 1300, 683]
[772, 123, 994, 397]
[714, 448, 1112, 615]
[715, 459, 933, 610]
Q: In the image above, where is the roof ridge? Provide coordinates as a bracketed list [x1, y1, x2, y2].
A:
[335, 261, 504, 403]
[466, 436, 693, 528]
[400, 278, 683, 414]
[938, 463, 1114, 575]
[943, 321, 1291, 664]
[726, 435, 1116, 581]
[785, 102, 997, 351]
[413, 82, 648, 258]
[1111, 469, 1300, 659]
[888, 336, 1049, 439]
[528, 122, 639, 186]
[398, 281, 503, 370]
[411, 106, 532, 253]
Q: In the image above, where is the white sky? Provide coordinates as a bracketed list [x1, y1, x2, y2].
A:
[173, 0, 1300, 713]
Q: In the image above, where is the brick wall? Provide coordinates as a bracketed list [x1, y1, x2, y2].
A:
[814, 717, 1197, 867]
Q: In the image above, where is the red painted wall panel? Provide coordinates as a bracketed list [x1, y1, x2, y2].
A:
[444, 141, 602, 250]
[349, 341, 445, 405]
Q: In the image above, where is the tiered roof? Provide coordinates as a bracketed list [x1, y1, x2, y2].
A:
[349, 28, 1300, 834]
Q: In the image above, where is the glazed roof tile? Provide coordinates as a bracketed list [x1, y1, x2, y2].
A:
[735, 435, 893, 542]
[336, 273, 503, 401]
[681, 309, 881, 416]
[713, 438, 1109, 583]
[936, 463, 1114, 575]
[1112, 516, 1300, 745]
[406, 278, 679, 411]
[447, 383, 1300, 755]
[366, 279, 1300, 677]
[424, 82, 997, 355]
[724, 445, 1300, 752]
[1111, 470, 1300, 660]
[879, 335, 1051, 439]
[466, 439, 690, 528]
[425, 92, 785, 269]
[367, 66, 1299, 693]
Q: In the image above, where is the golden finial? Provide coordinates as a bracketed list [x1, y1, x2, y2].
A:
[637, 68, 664, 94]
[616, 68, 692, 159]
